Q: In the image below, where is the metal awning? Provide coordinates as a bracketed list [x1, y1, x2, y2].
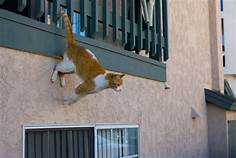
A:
[205, 89, 236, 111]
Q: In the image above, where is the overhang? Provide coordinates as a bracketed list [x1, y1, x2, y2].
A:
[205, 89, 236, 111]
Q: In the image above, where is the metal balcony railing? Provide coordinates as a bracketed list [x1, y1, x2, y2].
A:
[0, 0, 168, 62]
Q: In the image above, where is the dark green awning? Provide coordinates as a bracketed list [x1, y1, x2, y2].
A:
[205, 89, 236, 111]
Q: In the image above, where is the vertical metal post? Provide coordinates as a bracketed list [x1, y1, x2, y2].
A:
[162, 0, 169, 61]
[53, 0, 60, 23]
[130, 0, 135, 50]
[113, 0, 118, 41]
[17, 0, 27, 12]
[80, 0, 87, 32]
[151, 6, 157, 60]
[137, 0, 143, 51]
[67, 0, 74, 23]
[36, 0, 45, 19]
[156, 0, 162, 61]
[122, 0, 127, 44]
[103, 0, 109, 38]
[92, 0, 98, 36]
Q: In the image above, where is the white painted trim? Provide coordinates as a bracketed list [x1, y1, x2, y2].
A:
[121, 154, 139, 158]
[95, 124, 139, 129]
[23, 124, 95, 129]
[94, 127, 98, 158]
[138, 126, 141, 158]
[22, 125, 26, 158]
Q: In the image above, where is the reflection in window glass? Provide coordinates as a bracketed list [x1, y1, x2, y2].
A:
[73, 12, 85, 36]
[97, 128, 139, 158]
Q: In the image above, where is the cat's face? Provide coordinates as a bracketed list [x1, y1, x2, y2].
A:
[106, 73, 125, 92]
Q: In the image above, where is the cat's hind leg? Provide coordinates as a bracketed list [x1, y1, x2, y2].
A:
[58, 72, 66, 87]
[63, 79, 95, 105]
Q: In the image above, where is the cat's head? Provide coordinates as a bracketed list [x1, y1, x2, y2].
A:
[105, 73, 125, 92]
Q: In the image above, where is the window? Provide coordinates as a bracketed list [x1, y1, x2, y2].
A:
[23, 125, 139, 158]
[96, 126, 139, 158]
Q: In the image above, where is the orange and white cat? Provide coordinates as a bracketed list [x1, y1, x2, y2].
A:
[51, 12, 125, 104]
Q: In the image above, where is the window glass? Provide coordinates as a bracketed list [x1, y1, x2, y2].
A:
[97, 128, 139, 158]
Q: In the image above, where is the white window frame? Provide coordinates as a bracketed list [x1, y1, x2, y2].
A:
[95, 124, 140, 158]
[22, 124, 140, 158]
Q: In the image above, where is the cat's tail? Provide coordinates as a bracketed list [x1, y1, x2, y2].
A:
[62, 13, 75, 49]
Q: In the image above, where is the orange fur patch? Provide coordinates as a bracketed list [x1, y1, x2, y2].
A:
[106, 73, 125, 88]
[63, 13, 106, 81]
[75, 79, 95, 95]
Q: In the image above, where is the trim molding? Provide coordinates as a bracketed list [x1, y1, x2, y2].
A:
[0, 9, 166, 81]
[205, 89, 236, 111]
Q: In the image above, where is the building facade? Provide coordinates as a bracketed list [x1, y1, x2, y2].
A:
[207, 0, 236, 158]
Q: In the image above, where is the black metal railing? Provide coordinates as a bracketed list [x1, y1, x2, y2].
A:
[0, 0, 168, 62]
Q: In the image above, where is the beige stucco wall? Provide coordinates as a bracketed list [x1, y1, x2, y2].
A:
[207, 104, 228, 158]
[227, 110, 236, 121]
[207, 105, 236, 158]
[208, 0, 224, 92]
[0, 0, 222, 158]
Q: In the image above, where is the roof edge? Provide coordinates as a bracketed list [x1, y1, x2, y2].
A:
[205, 89, 236, 111]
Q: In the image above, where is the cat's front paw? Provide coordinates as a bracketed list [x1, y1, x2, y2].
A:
[51, 70, 58, 83]
[59, 74, 66, 87]
[63, 98, 76, 105]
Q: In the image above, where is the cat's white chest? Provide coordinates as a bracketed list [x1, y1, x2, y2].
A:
[94, 73, 109, 91]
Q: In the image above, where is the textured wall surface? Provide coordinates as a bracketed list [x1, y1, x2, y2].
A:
[0, 0, 219, 158]
[207, 104, 228, 158]
[208, 0, 224, 92]
[207, 105, 236, 158]
[227, 110, 236, 121]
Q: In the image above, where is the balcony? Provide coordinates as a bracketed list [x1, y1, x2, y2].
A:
[0, 0, 168, 81]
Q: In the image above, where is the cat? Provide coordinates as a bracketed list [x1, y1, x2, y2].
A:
[51, 12, 125, 105]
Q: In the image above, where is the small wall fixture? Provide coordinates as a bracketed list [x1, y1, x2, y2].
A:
[191, 107, 200, 119]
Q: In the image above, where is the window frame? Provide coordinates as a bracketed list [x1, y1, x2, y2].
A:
[94, 125, 140, 158]
[22, 124, 140, 158]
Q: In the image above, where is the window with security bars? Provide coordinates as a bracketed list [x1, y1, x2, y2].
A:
[24, 127, 94, 158]
[23, 125, 139, 158]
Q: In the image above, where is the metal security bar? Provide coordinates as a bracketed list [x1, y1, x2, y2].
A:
[24, 127, 94, 158]
[0, 0, 168, 62]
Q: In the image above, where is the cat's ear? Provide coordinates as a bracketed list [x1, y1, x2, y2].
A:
[120, 74, 125, 78]
[105, 73, 115, 80]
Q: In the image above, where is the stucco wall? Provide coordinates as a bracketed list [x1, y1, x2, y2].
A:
[207, 104, 228, 158]
[227, 110, 236, 121]
[0, 0, 218, 158]
[207, 105, 236, 158]
[208, 0, 224, 92]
